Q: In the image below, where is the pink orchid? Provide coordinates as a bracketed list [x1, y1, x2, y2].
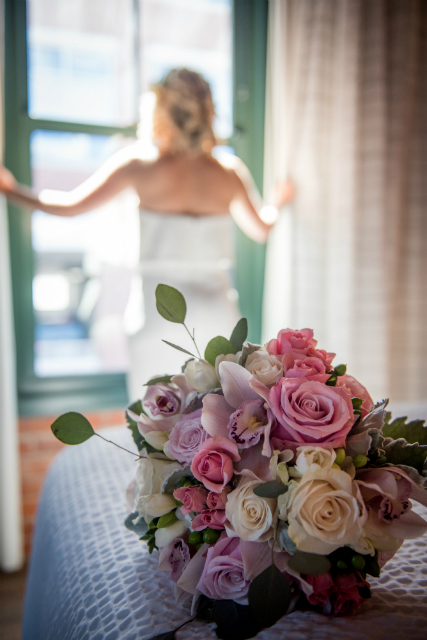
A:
[201, 361, 274, 456]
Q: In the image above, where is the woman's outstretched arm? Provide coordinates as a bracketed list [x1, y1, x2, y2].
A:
[0, 150, 139, 217]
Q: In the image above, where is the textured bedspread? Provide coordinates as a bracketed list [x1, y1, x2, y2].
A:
[23, 426, 427, 640]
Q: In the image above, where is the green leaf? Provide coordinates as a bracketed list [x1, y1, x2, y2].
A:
[162, 340, 196, 358]
[144, 375, 174, 386]
[253, 481, 288, 499]
[51, 412, 95, 445]
[213, 600, 261, 640]
[334, 364, 347, 376]
[383, 416, 427, 445]
[248, 564, 292, 629]
[325, 374, 337, 386]
[384, 438, 427, 474]
[204, 336, 236, 367]
[126, 400, 146, 452]
[155, 284, 187, 324]
[287, 551, 332, 575]
[230, 318, 248, 351]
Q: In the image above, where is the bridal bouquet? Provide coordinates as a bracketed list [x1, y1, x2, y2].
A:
[52, 285, 427, 640]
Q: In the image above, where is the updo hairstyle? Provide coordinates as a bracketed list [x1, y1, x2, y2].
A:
[152, 68, 216, 153]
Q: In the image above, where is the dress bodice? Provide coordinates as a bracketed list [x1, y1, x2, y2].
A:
[139, 210, 234, 273]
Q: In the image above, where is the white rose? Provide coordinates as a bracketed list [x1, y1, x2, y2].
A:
[155, 519, 188, 548]
[135, 455, 182, 500]
[144, 430, 169, 451]
[289, 446, 336, 478]
[184, 359, 220, 393]
[225, 478, 276, 542]
[245, 349, 283, 386]
[215, 352, 241, 379]
[138, 493, 177, 521]
[284, 468, 367, 555]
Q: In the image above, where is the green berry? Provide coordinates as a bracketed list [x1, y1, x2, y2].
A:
[353, 455, 368, 468]
[336, 560, 348, 571]
[366, 559, 380, 578]
[351, 555, 366, 571]
[334, 448, 346, 466]
[157, 510, 178, 528]
[376, 456, 387, 465]
[194, 542, 204, 551]
[182, 479, 193, 487]
[188, 531, 203, 546]
[202, 528, 221, 545]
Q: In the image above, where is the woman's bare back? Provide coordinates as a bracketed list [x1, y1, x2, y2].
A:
[131, 153, 236, 216]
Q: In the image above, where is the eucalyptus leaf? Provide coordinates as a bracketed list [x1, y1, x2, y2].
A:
[155, 284, 187, 323]
[248, 565, 291, 629]
[287, 551, 332, 575]
[213, 600, 261, 640]
[162, 340, 196, 358]
[230, 318, 248, 351]
[124, 511, 148, 537]
[51, 412, 95, 445]
[384, 438, 427, 474]
[204, 336, 236, 367]
[383, 416, 427, 446]
[144, 375, 175, 386]
[253, 481, 288, 499]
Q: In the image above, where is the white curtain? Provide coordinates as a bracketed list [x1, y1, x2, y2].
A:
[0, 0, 23, 571]
[263, 0, 427, 403]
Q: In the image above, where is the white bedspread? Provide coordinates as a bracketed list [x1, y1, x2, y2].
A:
[23, 426, 427, 640]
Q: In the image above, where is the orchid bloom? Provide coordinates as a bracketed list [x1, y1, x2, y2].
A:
[201, 361, 274, 456]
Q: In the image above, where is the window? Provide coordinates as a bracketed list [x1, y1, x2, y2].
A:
[7, 0, 254, 416]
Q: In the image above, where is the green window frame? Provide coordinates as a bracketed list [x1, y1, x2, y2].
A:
[4, 0, 268, 416]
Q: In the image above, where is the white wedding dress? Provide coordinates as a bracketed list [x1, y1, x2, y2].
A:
[126, 210, 240, 401]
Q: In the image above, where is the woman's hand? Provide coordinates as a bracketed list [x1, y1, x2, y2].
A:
[0, 164, 17, 194]
[275, 178, 296, 209]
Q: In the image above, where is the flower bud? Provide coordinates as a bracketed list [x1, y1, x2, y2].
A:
[353, 454, 368, 468]
[144, 430, 169, 451]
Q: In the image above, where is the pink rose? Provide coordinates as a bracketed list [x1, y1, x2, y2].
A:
[191, 509, 227, 531]
[332, 572, 370, 615]
[173, 485, 208, 515]
[306, 347, 335, 369]
[158, 537, 190, 583]
[269, 378, 354, 449]
[283, 355, 331, 383]
[197, 534, 250, 604]
[191, 436, 240, 492]
[304, 573, 335, 606]
[168, 409, 210, 463]
[206, 487, 231, 510]
[337, 374, 373, 417]
[267, 328, 317, 357]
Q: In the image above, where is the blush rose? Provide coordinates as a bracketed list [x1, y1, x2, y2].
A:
[197, 534, 250, 604]
[191, 436, 240, 492]
[167, 409, 210, 464]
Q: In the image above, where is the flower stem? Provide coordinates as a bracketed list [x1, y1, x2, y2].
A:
[183, 322, 201, 358]
[95, 433, 144, 459]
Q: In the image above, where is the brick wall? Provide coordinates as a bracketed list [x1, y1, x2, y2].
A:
[19, 408, 126, 557]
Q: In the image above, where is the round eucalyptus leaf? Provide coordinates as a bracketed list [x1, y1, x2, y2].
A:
[230, 317, 248, 351]
[51, 412, 95, 445]
[253, 481, 288, 499]
[248, 564, 291, 629]
[155, 284, 187, 324]
[204, 336, 236, 367]
[287, 551, 331, 575]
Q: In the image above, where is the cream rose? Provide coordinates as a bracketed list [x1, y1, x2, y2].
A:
[225, 478, 276, 542]
[245, 349, 283, 387]
[184, 359, 220, 393]
[289, 446, 337, 478]
[284, 468, 367, 555]
[135, 455, 182, 499]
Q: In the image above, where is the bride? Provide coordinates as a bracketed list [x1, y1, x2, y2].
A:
[0, 68, 294, 400]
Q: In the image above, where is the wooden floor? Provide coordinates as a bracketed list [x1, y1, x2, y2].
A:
[0, 567, 27, 640]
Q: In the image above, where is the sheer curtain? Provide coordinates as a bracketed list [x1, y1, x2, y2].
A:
[263, 0, 427, 404]
[0, 0, 23, 571]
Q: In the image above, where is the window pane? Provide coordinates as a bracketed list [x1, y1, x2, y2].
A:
[27, 0, 137, 126]
[31, 130, 140, 377]
[139, 0, 232, 140]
